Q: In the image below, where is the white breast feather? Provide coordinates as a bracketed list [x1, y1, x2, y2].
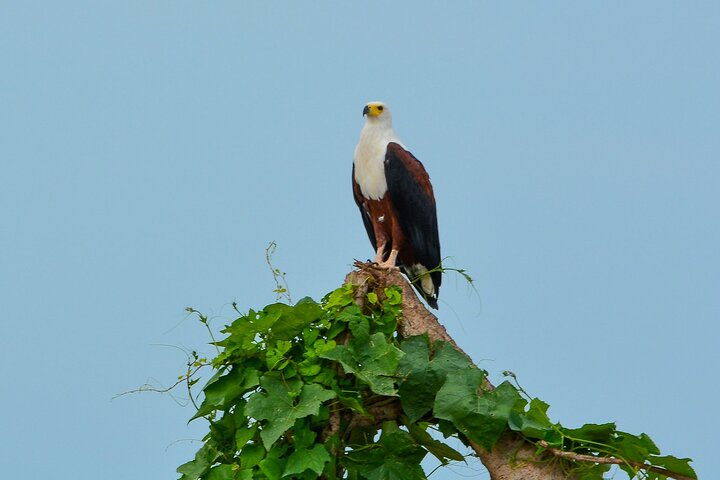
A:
[353, 120, 403, 200]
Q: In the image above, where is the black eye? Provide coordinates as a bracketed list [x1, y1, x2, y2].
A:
[378, 106, 384, 111]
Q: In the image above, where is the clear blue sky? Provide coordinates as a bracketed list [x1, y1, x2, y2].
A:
[1, 2, 718, 479]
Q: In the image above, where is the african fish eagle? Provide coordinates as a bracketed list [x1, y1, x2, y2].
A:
[352, 101, 442, 309]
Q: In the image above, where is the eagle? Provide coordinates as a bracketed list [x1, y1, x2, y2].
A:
[352, 101, 442, 309]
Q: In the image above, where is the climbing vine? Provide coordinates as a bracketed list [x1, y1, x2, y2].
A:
[176, 281, 696, 480]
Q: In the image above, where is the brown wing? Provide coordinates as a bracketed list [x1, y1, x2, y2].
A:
[384, 142, 441, 306]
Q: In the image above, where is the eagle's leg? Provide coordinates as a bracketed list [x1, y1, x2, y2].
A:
[377, 249, 400, 270]
[373, 242, 387, 264]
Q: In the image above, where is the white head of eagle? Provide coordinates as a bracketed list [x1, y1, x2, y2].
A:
[352, 101, 442, 309]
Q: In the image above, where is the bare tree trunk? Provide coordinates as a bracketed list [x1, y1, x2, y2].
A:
[345, 263, 571, 480]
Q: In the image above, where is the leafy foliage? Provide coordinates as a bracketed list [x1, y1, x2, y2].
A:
[177, 282, 696, 480]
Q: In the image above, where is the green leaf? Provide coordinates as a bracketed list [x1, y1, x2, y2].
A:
[266, 298, 323, 342]
[383, 286, 403, 306]
[605, 430, 661, 476]
[563, 423, 616, 445]
[261, 444, 290, 480]
[291, 420, 317, 449]
[209, 411, 240, 456]
[507, 398, 560, 445]
[323, 283, 355, 310]
[282, 444, 331, 477]
[436, 419, 459, 439]
[223, 309, 278, 341]
[374, 287, 402, 334]
[236, 470, 253, 480]
[298, 362, 321, 377]
[302, 326, 320, 345]
[245, 374, 336, 448]
[312, 338, 336, 356]
[397, 336, 473, 422]
[406, 422, 465, 464]
[177, 442, 220, 480]
[345, 423, 427, 480]
[320, 332, 403, 396]
[434, 373, 522, 450]
[239, 443, 265, 469]
[337, 393, 367, 415]
[347, 314, 370, 342]
[192, 368, 260, 420]
[203, 464, 234, 480]
[259, 456, 284, 480]
[647, 454, 697, 478]
[266, 340, 293, 370]
[235, 423, 258, 451]
[572, 462, 612, 479]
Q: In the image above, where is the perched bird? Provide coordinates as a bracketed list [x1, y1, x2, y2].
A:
[352, 101, 442, 309]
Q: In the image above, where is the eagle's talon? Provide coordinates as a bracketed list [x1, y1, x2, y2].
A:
[379, 264, 401, 272]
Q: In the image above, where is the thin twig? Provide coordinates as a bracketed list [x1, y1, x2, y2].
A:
[538, 441, 695, 480]
[265, 241, 292, 304]
[112, 363, 207, 400]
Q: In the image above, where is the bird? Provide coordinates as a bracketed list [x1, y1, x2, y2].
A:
[352, 101, 442, 309]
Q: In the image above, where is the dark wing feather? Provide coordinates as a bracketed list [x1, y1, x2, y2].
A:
[384, 142, 442, 290]
[352, 164, 378, 252]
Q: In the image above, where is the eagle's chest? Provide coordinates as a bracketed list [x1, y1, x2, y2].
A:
[353, 142, 388, 200]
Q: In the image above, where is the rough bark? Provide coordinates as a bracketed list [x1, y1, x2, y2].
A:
[345, 262, 571, 480]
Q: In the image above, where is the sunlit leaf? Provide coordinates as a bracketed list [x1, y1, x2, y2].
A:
[397, 336, 472, 422]
[283, 444, 331, 477]
[245, 374, 336, 448]
[435, 374, 521, 450]
[320, 332, 403, 396]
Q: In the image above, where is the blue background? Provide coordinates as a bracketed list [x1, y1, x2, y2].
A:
[1, 2, 717, 478]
